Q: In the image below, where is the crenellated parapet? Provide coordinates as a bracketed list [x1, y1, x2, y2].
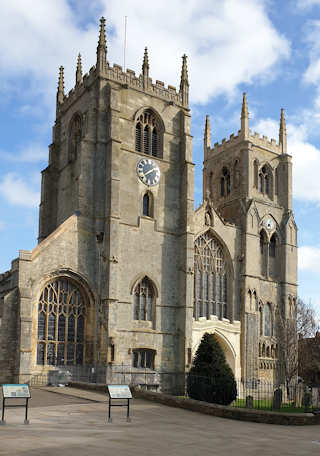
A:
[58, 62, 186, 114]
[56, 17, 189, 116]
[206, 93, 287, 159]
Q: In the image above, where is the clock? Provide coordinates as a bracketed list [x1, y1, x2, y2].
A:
[136, 158, 160, 187]
[264, 218, 274, 231]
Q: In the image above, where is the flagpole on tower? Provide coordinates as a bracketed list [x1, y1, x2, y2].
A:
[124, 16, 128, 71]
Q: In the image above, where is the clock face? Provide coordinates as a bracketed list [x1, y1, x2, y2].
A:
[264, 218, 274, 231]
[136, 158, 160, 187]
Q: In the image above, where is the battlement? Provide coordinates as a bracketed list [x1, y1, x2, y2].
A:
[210, 129, 281, 157]
[59, 61, 185, 113]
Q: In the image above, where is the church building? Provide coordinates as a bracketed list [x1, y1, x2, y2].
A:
[0, 18, 298, 389]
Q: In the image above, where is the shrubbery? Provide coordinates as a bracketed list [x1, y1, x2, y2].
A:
[187, 332, 237, 405]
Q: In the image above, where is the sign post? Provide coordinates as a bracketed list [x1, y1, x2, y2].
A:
[107, 385, 132, 423]
[1, 384, 31, 425]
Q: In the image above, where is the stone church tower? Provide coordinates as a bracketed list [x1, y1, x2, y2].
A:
[0, 18, 297, 389]
[198, 93, 298, 381]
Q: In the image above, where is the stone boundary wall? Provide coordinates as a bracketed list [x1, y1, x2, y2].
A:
[69, 382, 320, 426]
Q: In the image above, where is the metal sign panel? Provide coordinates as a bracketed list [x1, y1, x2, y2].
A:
[107, 385, 132, 399]
[2, 384, 30, 399]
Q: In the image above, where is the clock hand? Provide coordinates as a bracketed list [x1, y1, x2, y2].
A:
[144, 168, 156, 176]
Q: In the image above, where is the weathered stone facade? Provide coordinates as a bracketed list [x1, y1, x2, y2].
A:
[0, 18, 297, 387]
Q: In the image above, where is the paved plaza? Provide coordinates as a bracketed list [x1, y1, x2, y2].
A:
[0, 387, 320, 456]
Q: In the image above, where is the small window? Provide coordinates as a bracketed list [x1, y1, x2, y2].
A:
[132, 348, 155, 369]
[264, 304, 272, 337]
[220, 167, 230, 196]
[142, 192, 153, 217]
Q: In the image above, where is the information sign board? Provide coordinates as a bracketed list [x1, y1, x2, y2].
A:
[2, 384, 30, 399]
[107, 385, 132, 399]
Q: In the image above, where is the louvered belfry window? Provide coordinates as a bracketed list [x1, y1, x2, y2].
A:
[194, 231, 228, 320]
[135, 110, 159, 157]
[37, 278, 86, 366]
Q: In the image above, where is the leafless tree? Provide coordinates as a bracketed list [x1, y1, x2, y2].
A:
[277, 299, 319, 393]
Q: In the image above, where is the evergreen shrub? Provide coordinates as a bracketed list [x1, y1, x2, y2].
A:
[187, 332, 237, 405]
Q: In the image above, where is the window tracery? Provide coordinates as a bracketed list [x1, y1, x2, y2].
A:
[258, 165, 273, 198]
[133, 277, 154, 321]
[37, 278, 86, 366]
[194, 231, 229, 320]
[135, 110, 160, 157]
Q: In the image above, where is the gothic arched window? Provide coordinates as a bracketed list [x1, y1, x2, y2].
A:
[258, 165, 273, 198]
[264, 303, 272, 336]
[194, 231, 229, 320]
[69, 114, 82, 163]
[142, 191, 153, 217]
[220, 167, 231, 196]
[37, 278, 86, 366]
[135, 110, 161, 157]
[269, 233, 276, 257]
[133, 277, 155, 321]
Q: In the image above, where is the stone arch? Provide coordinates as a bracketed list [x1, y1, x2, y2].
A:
[129, 273, 159, 298]
[193, 330, 236, 374]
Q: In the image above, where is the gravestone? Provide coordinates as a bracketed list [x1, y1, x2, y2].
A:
[272, 388, 282, 410]
[245, 395, 253, 408]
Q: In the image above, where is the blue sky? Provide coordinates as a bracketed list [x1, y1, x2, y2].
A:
[0, 0, 319, 312]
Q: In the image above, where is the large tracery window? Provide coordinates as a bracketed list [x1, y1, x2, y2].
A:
[37, 278, 86, 366]
[194, 231, 229, 320]
[135, 110, 160, 157]
[133, 277, 154, 321]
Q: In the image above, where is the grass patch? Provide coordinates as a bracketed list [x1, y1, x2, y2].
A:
[233, 398, 310, 413]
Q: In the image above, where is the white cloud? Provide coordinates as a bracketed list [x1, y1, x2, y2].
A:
[299, 246, 320, 272]
[103, 0, 290, 103]
[0, 0, 290, 106]
[0, 143, 47, 163]
[0, 173, 40, 208]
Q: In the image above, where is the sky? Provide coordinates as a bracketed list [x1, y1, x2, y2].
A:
[0, 0, 319, 313]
